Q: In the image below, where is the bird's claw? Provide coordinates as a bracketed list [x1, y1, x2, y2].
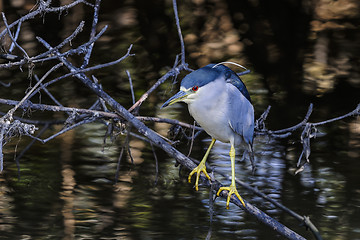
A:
[188, 161, 211, 191]
[217, 184, 245, 209]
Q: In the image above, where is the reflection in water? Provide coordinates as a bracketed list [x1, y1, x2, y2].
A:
[348, 120, 360, 158]
[303, 0, 360, 95]
[0, 175, 14, 234]
[209, 136, 286, 216]
[60, 129, 76, 240]
[0, 115, 359, 239]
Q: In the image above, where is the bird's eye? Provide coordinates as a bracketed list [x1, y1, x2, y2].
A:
[192, 86, 199, 92]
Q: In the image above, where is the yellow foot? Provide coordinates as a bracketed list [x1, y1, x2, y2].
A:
[188, 161, 211, 191]
[217, 184, 245, 209]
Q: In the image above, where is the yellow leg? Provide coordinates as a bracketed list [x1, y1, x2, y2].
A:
[216, 145, 246, 209]
[188, 138, 216, 191]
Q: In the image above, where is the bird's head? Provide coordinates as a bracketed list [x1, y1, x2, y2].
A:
[161, 63, 251, 109]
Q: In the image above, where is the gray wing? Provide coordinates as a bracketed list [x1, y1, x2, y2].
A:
[227, 84, 256, 172]
[227, 84, 254, 146]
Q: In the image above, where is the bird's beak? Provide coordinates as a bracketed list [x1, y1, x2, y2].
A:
[161, 90, 189, 108]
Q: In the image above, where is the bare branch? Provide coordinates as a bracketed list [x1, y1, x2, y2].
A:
[1, 13, 30, 60]
[9, 21, 22, 53]
[0, 98, 203, 131]
[82, 0, 101, 68]
[172, 0, 186, 65]
[32, 21, 86, 60]
[31, 117, 98, 144]
[128, 63, 189, 113]
[0, 0, 89, 39]
[313, 103, 360, 126]
[255, 103, 359, 173]
[126, 70, 136, 105]
[2, 63, 63, 121]
[273, 103, 314, 134]
[33, 75, 65, 109]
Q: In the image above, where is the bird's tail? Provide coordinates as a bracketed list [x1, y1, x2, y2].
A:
[248, 143, 256, 174]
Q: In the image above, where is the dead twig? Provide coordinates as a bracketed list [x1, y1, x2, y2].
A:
[255, 103, 360, 172]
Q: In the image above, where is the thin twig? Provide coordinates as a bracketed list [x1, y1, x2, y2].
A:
[0, 98, 203, 131]
[33, 21, 85, 60]
[27, 40, 130, 100]
[313, 103, 360, 126]
[15, 123, 50, 176]
[32, 24, 107, 62]
[2, 63, 63, 121]
[9, 21, 22, 53]
[172, 0, 186, 65]
[34, 75, 65, 109]
[1, 13, 29, 59]
[128, 63, 189, 113]
[82, 0, 101, 67]
[126, 70, 136, 105]
[272, 103, 313, 134]
[0, 0, 88, 39]
[31, 117, 98, 144]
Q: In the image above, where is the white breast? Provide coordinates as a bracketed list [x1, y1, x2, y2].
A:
[187, 79, 241, 145]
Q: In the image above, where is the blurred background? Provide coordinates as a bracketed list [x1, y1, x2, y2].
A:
[0, 0, 359, 239]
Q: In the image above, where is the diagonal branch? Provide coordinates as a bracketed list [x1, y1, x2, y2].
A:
[1, 13, 30, 59]
[82, 0, 101, 68]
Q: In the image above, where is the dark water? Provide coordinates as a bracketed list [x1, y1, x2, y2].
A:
[1, 0, 360, 239]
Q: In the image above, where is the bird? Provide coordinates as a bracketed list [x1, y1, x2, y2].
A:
[161, 62, 254, 209]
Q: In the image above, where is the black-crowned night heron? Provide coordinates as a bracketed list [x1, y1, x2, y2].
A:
[161, 63, 254, 209]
